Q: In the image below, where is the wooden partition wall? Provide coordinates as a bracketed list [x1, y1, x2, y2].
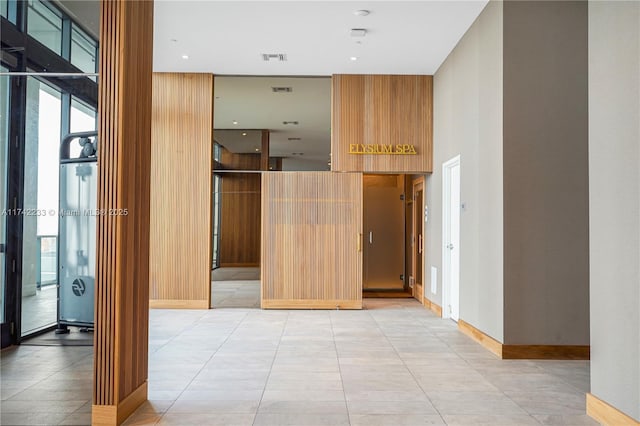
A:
[93, 1, 153, 425]
[331, 74, 433, 173]
[149, 73, 214, 309]
[261, 172, 363, 309]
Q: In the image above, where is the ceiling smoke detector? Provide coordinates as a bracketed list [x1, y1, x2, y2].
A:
[350, 29, 367, 37]
[272, 87, 293, 93]
[262, 53, 287, 62]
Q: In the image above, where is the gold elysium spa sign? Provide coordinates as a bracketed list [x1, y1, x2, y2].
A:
[349, 144, 418, 155]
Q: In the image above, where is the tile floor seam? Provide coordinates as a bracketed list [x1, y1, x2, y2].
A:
[149, 310, 214, 355]
[154, 310, 250, 424]
[367, 301, 447, 425]
[455, 340, 558, 424]
[252, 310, 289, 426]
[329, 308, 351, 425]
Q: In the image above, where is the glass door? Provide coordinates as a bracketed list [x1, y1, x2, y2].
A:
[20, 77, 62, 336]
[0, 66, 9, 326]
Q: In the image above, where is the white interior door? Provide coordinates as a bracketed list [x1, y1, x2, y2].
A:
[443, 156, 460, 321]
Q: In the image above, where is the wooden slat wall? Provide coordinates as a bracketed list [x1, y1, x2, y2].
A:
[261, 172, 363, 309]
[149, 73, 213, 309]
[331, 74, 433, 173]
[93, 1, 153, 425]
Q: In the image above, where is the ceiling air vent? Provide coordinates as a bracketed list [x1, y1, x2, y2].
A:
[282, 121, 299, 125]
[287, 137, 301, 141]
[272, 87, 293, 93]
[262, 53, 287, 62]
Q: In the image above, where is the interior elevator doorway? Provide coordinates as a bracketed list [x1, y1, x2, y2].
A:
[362, 174, 411, 297]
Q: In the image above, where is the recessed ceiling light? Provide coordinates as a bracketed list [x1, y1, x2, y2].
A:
[232, 120, 238, 125]
[350, 29, 367, 37]
[350, 56, 358, 61]
[181, 54, 189, 59]
[242, 132, 247, 136]
[354, 10, 370, 16]
[255, 148, 260, 152]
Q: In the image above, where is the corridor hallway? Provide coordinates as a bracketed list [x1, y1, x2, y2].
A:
[0, 299, 595, 425]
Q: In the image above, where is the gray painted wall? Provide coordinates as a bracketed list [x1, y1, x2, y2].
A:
[589, 1, 640, 420]
[428, 1, 504, 341]
[502, 1, 590, 345]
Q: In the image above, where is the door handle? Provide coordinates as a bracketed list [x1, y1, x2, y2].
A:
[418, 235, 423, 254]
[369, 231, 373, 244]
[446, 243, 454, 250]
[357, 233, 362, 252]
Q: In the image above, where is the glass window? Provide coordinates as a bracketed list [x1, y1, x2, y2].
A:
[69, 97, 96, 158]
[1, 0, 8, 19]
[0, 66, 9, 324]
[21, 76, 61, 335]
[27, 0, 63, 55]
[71, 25, 97, 75]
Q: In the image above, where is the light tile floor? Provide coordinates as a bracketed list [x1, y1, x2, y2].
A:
[212, 268, 261, 308]
[1, 299, 598, 425]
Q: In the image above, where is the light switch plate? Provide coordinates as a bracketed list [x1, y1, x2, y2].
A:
[430, 266, 437, 295]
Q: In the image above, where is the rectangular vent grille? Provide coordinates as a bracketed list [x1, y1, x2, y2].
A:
[287, 137, 301, 141]
[282, 121, 299, 125]
[262, 53, 287, 62]
[272, 87, 293, 93]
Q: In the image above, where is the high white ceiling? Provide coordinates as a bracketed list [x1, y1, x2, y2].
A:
[154, 1, 488, 75]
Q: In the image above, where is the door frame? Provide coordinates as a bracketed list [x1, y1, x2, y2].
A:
[411, 176, 425, 301]
[442, 155, 460, 320]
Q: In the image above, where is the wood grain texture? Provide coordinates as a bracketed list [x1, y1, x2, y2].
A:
[261, 172, 362, 309]
[332, 75, 433, 173]
[412, 177, 425, 302]
[93, 0, 152, 423]
[587, 393, 640, 426]
[149, 73, 213, 309]
[458, 319, 503, 358]
[502, 345, 590, 360]
[92, 382, 147, 426]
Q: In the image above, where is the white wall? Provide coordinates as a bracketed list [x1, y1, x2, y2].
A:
[588, 1, 640, 420]
[427, 1, 504, 341]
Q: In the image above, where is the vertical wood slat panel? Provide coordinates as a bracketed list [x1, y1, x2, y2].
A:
[261, 172, 362, 309]
[93, 0, 153, 423]
[149, 73, 213, 309]
[331, 74, 433, 173]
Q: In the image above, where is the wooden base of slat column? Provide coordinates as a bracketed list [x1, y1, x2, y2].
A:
[587, 393, 640, 426]
[149, 299, 209, 309]
[92, 382, 147, 426]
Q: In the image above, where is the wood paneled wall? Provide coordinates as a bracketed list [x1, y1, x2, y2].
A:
[261, 172, 363, 309]
[149, 73, 214, 309]
[219, 173, 261, 266]
[93, 1, 153, 425]
[331, 74, 433, 173]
